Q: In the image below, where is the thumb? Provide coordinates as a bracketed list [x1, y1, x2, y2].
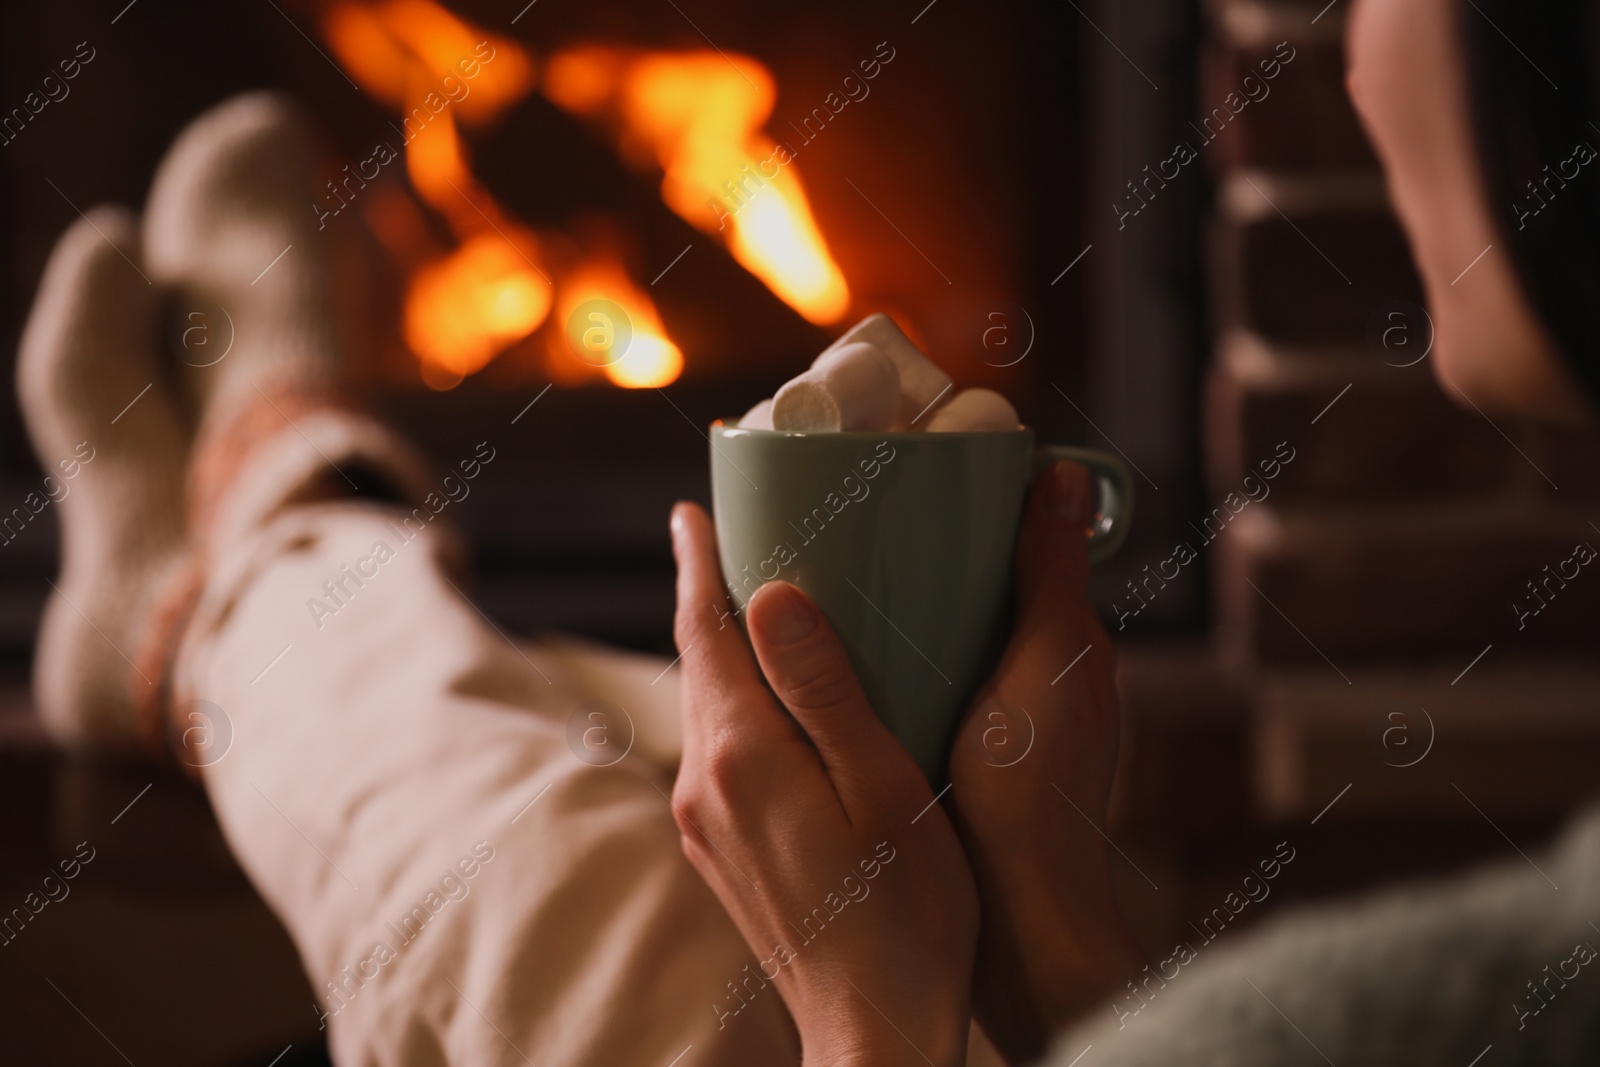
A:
[745, 581, 920, 807]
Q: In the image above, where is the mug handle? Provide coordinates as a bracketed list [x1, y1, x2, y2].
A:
[1032, 445, 1134, 565]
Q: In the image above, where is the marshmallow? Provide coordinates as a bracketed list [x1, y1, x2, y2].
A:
[823, 313, 952, 426]
[924, 388, 1019, 432]
[738, 398, 774, 430]
[772, 341, 900, 432]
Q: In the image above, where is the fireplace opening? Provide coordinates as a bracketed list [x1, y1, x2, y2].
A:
[1, 0, 1207, 653]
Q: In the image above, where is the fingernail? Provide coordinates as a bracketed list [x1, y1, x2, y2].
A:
[754, 583, 816, 646]
[669, 503, 689, 555]
[1052, 462, 1091, 523]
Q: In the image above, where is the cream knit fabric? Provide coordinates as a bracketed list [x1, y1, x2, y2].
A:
[144, 91, 344, 417]
[16, 207, 191, 750]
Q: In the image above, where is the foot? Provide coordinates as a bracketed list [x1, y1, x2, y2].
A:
[143, 90, 344, 418]
[16, 209, 193, 751]
[144, 91, 432, 551]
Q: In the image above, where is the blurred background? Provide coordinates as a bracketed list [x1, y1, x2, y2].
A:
[1, 0, 1597, 1062]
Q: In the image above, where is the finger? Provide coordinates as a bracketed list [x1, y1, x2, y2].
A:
[1012, 461, 1099, 646]
[999, 462, 1114, 691]
[669, 502, 787, 749]
[745, 580, 924, 808]
[1016, 461, 1092, 614]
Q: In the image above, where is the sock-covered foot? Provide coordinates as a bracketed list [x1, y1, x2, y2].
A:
[144, 90, 343, 416]
[16, 209, 193, 751]
[144, 91, 434, 552]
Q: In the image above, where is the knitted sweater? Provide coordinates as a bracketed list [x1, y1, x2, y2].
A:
[1048, 805, 1600, 1065]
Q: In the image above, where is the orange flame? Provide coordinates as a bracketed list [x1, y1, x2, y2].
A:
[321, 2, 823, 391]
[545, 46, 851, 325]
[552, 255, 684, 389]
[321, 1, 533, 123]
[405, 231, 551, 380]
[322, 0, 558, 384]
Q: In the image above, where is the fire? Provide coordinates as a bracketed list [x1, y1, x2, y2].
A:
[403, 109, 466, 210]
[545, 46, 851, 325]
[320, 1, 533, 122]
[405, 232, 551, 380]
[317, 1, 844, 388]
[554, 256, 684, 389]
[321, 0, 560, 384]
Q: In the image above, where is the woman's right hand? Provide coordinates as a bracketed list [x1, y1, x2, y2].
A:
[946, 461, 1143, 1063]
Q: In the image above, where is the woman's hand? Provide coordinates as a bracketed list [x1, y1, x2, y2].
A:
[946, 462, 1143, 1063]
[670, 503, 978, 1067]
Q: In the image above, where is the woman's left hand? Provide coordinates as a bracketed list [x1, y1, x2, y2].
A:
[670, 502, 978, 1067]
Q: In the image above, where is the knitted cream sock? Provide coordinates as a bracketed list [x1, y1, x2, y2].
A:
[16, 208, 193, 752]
[140, 92, 435, 555]
[143, 90, 343, 419]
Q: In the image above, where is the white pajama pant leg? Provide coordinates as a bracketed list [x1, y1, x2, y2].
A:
[176, 501, 797, 1066]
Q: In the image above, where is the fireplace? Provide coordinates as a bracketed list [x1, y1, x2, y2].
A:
[0, 0, 1206, 653]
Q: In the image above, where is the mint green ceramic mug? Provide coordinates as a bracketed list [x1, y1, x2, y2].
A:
[709, 423, 1132, 782]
